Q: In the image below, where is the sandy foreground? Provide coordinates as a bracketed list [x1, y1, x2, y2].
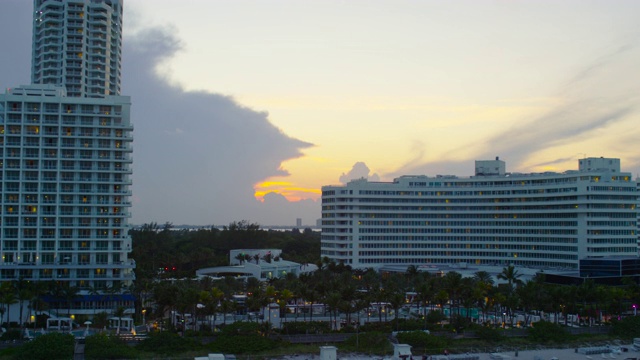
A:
[278, 343, 639, 360]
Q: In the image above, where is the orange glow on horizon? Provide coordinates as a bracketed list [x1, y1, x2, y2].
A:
[254, 180, 321, 202]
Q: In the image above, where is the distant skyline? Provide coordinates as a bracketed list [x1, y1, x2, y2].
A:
[1, 1, 639, 226]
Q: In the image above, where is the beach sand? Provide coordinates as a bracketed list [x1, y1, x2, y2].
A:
[278, 343, 638, 360]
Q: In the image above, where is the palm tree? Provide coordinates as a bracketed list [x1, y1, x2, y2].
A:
[175, 283, 200, 333]
[443, 271, 463, 317]
[103, 282, 123, 315]
[88, 284, 103, 317]
[473, 271, 494, 286]
[210, 287, 224, 326]
[389, 292, 406, 331]
[459, 277, 477, 320]
[473, 278, 494, 323]
[517, 280, 542, 327]
[246, 291, 264, 323]
[219, 299, 235, 325]
[415, 282, 432, 328]
[578, 279, 597, 325]
[405, 265, 420, 280]
[59, 283, 80, 318]
[301, 287, 320, 321]
[47, 281, 64, 317]
[325, 292, 342, 330]
[340, 283, 357, 326]
[236, 253, 245, 265]
[278, 289, 294, 323]
[113, 306, 126, 335]
[13, 279, 32, 330]
[28, 281, 50, 325]
[0, 282, 17, 327]
[497, 265, 522, 294]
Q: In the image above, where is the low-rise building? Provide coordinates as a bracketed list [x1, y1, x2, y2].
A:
[196, 249, 317, 281]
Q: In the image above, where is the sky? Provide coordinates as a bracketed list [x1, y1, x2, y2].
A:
[1, 1, 639, 226]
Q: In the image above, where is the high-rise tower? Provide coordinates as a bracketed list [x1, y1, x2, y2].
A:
[0, 0, 133, 320]
[31, 0, 123, 98]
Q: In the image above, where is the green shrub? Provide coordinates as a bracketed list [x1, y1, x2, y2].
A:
[281, 321, 332, 334]
[394, 318, 431, 331]
[426, 310, 446, 324]
[450, 314, 471, 333]
[0, 330, 22, 341]
[136, 331, 202, 355]
[610, 316, 640, 338]
[341, 331, 392, 354]
[219, 321, 263, 336]
[473, 326, 503, 342]
[208, 333, 279, 354]
[528, 321, 568, 343]
[13, 332, 75, 360]
[205, 321, 277, 353]
[359, 321, 392, 333]
[84, 333, 139, 359]
[396, 331, 449, 353]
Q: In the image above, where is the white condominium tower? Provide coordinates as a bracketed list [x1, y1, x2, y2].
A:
[0, 0, 133, 317]
[321, 157, 638, 270]
[32, 0, 123, 98]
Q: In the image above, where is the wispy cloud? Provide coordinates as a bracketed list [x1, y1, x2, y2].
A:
[389, 36, 640, 177]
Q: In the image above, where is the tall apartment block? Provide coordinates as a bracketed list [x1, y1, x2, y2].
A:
[321, 157, 638, 270]
[32, 0, 122, 98]
[0, 0, 133, 317]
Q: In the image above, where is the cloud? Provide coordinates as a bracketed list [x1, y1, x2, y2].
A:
[339, 162, 380, 183]
[163, 128, 184, 135]
[0, 2, 319, 226]
[120, 26, 317, 225]
[0, 1, 32, 91]
[259, 192, 319, 226]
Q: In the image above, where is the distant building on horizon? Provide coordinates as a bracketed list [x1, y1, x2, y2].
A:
[321, 157, 638, 270]
[296, 218, 302, 227]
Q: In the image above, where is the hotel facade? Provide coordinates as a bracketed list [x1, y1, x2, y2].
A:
[0, 0, 133, 317]
[321, 157, 638, 270]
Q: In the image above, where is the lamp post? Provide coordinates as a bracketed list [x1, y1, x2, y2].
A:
[633, 304, 637, 316]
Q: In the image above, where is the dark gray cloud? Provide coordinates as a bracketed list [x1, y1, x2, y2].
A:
[0, 1, 32, 91]
[122, 27, 316, 225]
[0, 2, 319, 226]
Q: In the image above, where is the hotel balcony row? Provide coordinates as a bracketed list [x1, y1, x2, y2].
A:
[0, 260, 134, 269]
[0, 272, 136, 281]
[1, 239, 130, 248]
[4, 103, 125, 116]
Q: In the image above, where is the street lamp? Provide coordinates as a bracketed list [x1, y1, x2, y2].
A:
[633, 304, 637, 316]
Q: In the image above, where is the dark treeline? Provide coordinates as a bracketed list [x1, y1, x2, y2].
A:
[129, 221, 320, 281]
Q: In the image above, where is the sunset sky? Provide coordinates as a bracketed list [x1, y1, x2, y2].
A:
[1, 1, 639, 226]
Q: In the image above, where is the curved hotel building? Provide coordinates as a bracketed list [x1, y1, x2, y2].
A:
[321, 157, 638, 270]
